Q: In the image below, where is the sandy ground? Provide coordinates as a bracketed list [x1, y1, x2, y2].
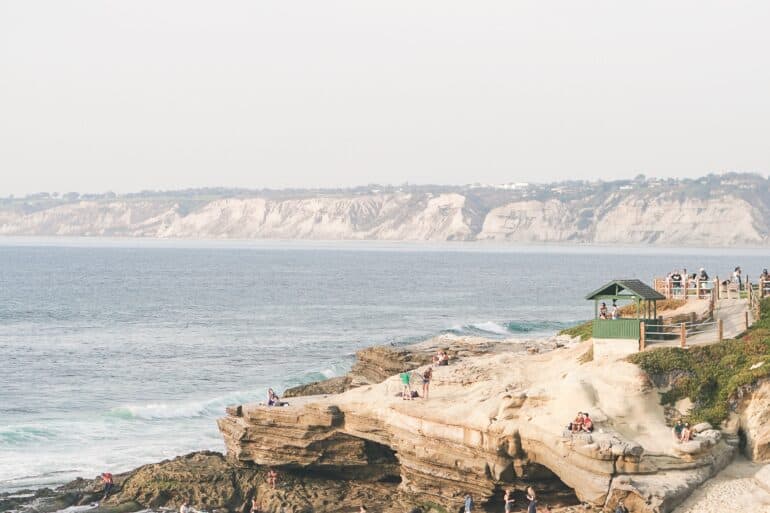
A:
[672, 457, 770, 513]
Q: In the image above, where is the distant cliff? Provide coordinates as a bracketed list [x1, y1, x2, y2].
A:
[1, 173, 769, 245]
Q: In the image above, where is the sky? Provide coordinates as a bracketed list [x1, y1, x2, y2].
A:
[1, 1, 769, 195]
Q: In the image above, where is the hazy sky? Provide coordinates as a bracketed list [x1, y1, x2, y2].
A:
[1, 1, 769, 195]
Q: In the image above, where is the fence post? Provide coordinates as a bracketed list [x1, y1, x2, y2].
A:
[639, 322, 646, 352]
[680, 322, 686, 348]
[745, 311, 750, 331]
[718, 319, 723, 342]
[714, 277, 720, 300]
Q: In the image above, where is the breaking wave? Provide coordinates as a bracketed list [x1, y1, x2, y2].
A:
[446, 320, 571, 337]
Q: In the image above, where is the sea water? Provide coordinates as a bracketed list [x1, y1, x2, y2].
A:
[1, 238, 768, 493]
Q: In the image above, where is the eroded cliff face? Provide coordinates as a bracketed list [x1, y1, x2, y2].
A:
[736, 379, 770, 462]
[218, 342, 737, 513]
[0, 191, 766, 245]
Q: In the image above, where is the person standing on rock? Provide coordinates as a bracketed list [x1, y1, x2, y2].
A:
[251, 498, 261, 513]
[100, 472, 114, 501]
[422, 366, 432, 400]
[503, 489, 515, 513]
[400, 369, 413, 400]
[267, 468, 278, 488]
[526, 487, 537, 513]
[464, 494, 473, 513]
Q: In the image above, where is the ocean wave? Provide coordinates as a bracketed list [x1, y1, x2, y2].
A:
[108, 402, 210, 420]
[0, 426, 58, 445]
[445, 320, 571, 337]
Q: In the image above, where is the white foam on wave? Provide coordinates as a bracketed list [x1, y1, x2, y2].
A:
[469, 321, 510, 335]
[320, 368, 337, 379]
[111, 401, 209, 420]
[108, 388, 265, 421]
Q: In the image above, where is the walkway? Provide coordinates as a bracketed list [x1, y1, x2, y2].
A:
[647, 298, 750, 348]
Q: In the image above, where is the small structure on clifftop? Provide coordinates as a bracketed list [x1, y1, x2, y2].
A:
[585, 279, 665, 358]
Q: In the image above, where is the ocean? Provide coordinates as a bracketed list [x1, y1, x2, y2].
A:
[1, 238, 769, 493]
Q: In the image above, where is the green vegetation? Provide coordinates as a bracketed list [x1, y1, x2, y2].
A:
[559, 320, 593, 341]
[629, 298, 770, 425]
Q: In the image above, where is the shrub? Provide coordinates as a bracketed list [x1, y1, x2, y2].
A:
[629, 298, 770, 425]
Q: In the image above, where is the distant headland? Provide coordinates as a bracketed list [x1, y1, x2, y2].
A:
[1, 173, 769, 246]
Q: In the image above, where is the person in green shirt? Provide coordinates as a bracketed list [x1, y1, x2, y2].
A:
[400, 370, 412, 400]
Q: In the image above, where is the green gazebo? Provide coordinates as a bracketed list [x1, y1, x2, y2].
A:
[585, 279, 666, 340]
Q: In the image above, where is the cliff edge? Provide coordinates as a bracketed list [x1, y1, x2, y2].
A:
[218, 340, 738, 513]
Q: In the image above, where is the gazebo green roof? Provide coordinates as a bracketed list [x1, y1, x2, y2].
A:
[585, 279, 666, 301]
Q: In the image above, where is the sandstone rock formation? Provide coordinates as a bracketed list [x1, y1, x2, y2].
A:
[219, 340, 736, 513]
[283, 334, 568, 398]
[736, 379, 770, 462]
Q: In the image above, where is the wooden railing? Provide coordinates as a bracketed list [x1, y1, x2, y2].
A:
[653, 277, 716, 301]
[639, 319, 722, 350]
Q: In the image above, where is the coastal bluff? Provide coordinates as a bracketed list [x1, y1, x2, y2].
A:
[218, 337, 740, 513]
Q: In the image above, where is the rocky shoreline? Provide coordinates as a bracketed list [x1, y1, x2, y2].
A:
[5, 330, 769, 513]
[1, 334, 575, 513]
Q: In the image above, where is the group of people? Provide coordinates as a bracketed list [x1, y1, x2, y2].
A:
[598, 301, 620, 320]
[568, 412, 594, 433]
[672, 419, 693, 443]
[266, 388, 288, 407]
[400, 365, 433, 400]
[399, 349, 450, 400]
[666, 267, 712, 296]
[432, 350, 450, 366]
[465, 487, 542, 513]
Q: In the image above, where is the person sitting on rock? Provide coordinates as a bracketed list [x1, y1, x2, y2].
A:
[679, 422, 693, 442]
[266, 388, 288, 407]
[614, 500, 628, 513]
[570, 412, 584, 433]
[581, 412, 594, 432]
[672, 419, 684, 441]
[180, 500, 193, 513]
